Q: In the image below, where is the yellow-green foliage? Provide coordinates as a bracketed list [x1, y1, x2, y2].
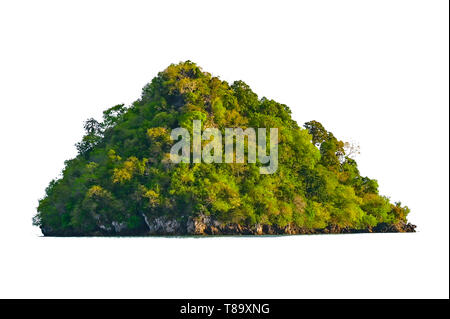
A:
[87, 185, 109, 198]
[112, 157, 148, 183]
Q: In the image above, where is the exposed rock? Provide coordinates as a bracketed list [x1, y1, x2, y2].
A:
[147, 217, 182, 235]
[41, 214, 417, 236]
[254, 224, 263, 235]
[187, 215, 209, 235]
[112, 221, 127, 233]
[373, 221, 416, 233]
[145, 215, 416, 236]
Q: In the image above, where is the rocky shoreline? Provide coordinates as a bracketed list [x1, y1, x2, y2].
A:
[41, 214, 416, 236]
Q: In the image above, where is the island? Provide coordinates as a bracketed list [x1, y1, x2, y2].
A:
[33, 61, 416, 236]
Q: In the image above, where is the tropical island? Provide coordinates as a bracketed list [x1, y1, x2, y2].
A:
[33, 61, 416, 236]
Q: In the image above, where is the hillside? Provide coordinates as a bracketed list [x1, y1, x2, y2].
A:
[33, 61, 415, 236]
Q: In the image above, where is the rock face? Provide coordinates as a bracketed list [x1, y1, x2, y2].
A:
[41, 215, 416, 236]
[147, 217, 182, 235]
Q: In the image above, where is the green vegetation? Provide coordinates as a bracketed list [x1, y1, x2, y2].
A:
[33, 61, 411, 235]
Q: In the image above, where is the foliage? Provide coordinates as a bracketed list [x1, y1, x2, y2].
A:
[33, 61, 410, 234]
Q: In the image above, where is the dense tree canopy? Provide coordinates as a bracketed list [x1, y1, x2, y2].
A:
[33, 61, 410, 235]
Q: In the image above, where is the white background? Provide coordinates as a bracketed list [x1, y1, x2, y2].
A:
[0, 0, 448, 298]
